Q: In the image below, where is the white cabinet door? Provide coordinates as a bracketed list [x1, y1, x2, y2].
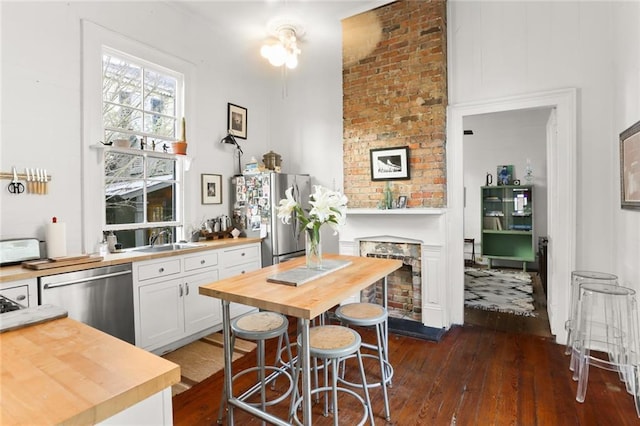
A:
[224, 259, 261, 319]
[138, 279, 184, 350]
[183, 269, 221, 335]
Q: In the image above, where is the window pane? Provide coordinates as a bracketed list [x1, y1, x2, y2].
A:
[104, 104, 142, 133]
[147, 182, 176, 222]
[105, 152, 143, 178]
[143, 113, 176, 138]
[147, 157, 175, 179]
[144, 69, 176, 115]
[103, 55, 142, 108]
[105, 179, 144, 225]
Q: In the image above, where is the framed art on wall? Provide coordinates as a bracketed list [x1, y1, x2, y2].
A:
[201, 174, 222, 204]
[370, 146, 410, 181]
[227, 103, 247, 139]
[620, 120, 640, 209]
[497, 165, 514, 185]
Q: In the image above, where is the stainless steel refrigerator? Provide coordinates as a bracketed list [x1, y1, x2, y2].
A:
[231, 172, 311, 266]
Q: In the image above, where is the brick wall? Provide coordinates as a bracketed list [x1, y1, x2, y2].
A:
[342, 0, 447, 208]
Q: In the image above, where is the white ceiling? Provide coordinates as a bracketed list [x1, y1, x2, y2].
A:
[170, 0, 395, 44]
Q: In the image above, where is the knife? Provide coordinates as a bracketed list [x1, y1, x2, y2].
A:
[25, 168, 30, 193]
[31, 168, 36, 194]
[36, 168, 42, 194]
[43, 169, 48, 194]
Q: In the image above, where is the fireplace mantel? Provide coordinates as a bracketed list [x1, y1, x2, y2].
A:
[347, 208, 446, 216]
[339, 208, 448, 329]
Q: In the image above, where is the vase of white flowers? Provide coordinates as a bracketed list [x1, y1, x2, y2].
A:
[277, 185, 348, 270]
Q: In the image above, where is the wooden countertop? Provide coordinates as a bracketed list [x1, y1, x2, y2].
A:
[200, 254, 402, 320]
[0, 317, 180, 425]
[0, 237, 262, 283]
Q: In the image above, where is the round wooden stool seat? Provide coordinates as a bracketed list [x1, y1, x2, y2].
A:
[233, 311, 287, 340]
[335, 303, 387, 326]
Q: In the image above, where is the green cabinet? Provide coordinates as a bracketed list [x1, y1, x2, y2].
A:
[481, 185, 534, 270]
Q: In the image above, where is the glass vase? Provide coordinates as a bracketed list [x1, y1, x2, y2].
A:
[305, 230, 322, 270]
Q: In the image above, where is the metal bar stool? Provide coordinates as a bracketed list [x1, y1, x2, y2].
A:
[290, 325, 375, 426]
[565, 271, 618, 372]
[217, 311, 295, 424]
[573, 281, 640, 416]
[334, 302, 393, 421]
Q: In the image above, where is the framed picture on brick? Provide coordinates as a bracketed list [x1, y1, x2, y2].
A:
[370, 146, 410, 181]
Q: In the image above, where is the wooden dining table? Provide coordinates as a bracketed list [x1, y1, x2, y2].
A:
[199, 253, 402, 425]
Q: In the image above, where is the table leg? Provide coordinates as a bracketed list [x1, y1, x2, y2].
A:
[299, 318, 312, 426]
[222, 300, 234, 424]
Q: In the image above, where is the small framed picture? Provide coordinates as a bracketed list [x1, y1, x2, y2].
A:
[201, 174, 222, 204]
[397, 195, 407, 208]
[227, 103, 247, 139]
[370, 146, 410, 181]
[496, 165, 514, 185]
[620, 120, 640, 209]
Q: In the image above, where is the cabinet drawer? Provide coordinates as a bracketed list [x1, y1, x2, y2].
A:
[137, 259, 181, 282]
[225, 260, 261, 278]
[223, 245, 260, 268]
[184, 252, 219, 272]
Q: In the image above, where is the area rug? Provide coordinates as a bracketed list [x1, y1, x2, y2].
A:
[464, 267, 536, 317]
[162, 332, 256, 396]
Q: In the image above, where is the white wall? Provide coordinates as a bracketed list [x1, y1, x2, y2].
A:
[463, 108, 549, 266]
[449, 0, 640, 296]
[611, 2, 640, 291]
[0, 1, 347, 254]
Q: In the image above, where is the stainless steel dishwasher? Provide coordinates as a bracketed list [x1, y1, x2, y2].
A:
[38, 263, 134, 344]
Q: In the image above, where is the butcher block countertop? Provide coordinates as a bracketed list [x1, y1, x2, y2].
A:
[0, 237, 262, 283]
[0, 317, 180, 425]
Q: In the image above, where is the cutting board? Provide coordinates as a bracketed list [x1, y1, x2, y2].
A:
[22, 255, 104, 270]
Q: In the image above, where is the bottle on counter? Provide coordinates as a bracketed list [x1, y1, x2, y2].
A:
[107, 232, 118, 253]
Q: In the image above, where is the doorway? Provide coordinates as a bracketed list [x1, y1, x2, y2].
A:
[461, 108, 552, 337]
[446, 88, 577, 344]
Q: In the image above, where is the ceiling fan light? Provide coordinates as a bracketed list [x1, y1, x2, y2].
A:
[260, 44, 271, 58]
[285, 54, 298, 69]
[268, 44, 287, 66]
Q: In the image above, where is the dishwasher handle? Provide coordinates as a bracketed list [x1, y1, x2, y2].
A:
[42, 269, 132, 289]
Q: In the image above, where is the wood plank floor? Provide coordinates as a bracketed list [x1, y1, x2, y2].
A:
[173, 272, 639, 425]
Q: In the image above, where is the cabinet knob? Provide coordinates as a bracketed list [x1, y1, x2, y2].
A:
[241, 270, 246, 274]
[201, 259, 205, 264]
[185, 283, 190, 295]
[179, 283, 183, 297]
[241, 252, 245, 256]
[159, 267, 165, 273]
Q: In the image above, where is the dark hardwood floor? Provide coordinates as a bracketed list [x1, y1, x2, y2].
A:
[173, 271, 639, 425]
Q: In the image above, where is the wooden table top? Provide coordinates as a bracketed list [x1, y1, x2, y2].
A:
[199, 254, 402, 320]
[0, 317, 180, 425]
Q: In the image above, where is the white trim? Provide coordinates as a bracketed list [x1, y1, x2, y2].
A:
[81, 20, 195, 251]
[447, 88, 577, 343]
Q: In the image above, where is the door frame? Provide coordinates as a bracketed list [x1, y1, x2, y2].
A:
[446, 88, 577, 343]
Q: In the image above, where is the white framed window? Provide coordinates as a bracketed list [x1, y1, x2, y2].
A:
[82, 21, 193, 251]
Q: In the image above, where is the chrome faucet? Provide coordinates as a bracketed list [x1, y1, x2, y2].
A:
[149, 229, 171, 247]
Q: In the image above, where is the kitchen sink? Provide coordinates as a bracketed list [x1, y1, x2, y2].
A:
[134, 243, 205, 253]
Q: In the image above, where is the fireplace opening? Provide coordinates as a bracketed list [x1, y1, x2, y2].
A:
[359, 240, 422, 323]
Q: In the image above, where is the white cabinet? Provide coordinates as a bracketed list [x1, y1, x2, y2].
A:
[134, 252, 220, 352]
[220, 243, 261, 318]
[133, 241, 260, 352]
[137, 277, 184, 350]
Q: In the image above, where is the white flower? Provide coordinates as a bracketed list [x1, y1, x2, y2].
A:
[277, 187, 297, 224]
[277, 185, 348, 236]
